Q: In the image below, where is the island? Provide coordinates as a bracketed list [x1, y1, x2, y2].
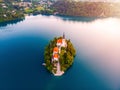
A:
[44, 33, 76, 76]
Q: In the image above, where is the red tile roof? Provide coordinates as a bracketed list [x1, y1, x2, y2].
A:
[54, 54, 59, 58]
[53, 47, 59, 52]
[57, 39, 62, 44]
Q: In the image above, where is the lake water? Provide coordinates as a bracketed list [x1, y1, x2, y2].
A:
[0, 15, 120, 90]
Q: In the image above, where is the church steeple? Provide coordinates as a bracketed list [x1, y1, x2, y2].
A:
[63, 32, 65, 39]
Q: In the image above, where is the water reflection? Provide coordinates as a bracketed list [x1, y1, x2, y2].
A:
[68, 17, 120, 89]
[1, 15, 120, 89]
[0, 18, 24, 27]
[57, 15, 100, 22]
[34, 16, 120, 89]
[39, 14, 100, 22]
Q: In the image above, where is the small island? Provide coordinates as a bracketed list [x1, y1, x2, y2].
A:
[44, 33, 76, 76]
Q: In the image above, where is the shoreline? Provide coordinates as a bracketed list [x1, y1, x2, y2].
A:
[1, 13, 120, 24]
[53, 71, 64, 76]
[0, 17, 25, 23]
[0, 18, 25, 27]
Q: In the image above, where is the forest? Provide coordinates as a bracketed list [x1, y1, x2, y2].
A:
[0, 0, 24, 22]
[52, 0, 120, 17]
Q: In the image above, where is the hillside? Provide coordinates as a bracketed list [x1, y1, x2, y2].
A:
[52, 0, 120, 17]
[1, 0, 120, 23]
[0, 0, 24, 22]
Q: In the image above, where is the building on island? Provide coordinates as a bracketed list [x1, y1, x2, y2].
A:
[53, 54, 59, 61]
[52, 33, 67, 62]
[52, 47, 59, 62]
[53, 47, 59, 54]
[56, 33, 67, 48]
[56, 39, 62, 47]
[52, 33, 67, 76]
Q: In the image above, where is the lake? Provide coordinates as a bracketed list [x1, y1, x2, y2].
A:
[0, 15, 120, 90]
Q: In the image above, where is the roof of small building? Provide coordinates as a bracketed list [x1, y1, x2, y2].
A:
[53, 54, 59, 58]
[57, 39, 62, 44]
[53, 47, 59, 52]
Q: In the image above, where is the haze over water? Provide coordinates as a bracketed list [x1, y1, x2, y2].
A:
[0, 15, 120, 90]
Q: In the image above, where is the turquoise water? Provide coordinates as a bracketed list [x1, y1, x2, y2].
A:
[0, 15, 120, 90]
